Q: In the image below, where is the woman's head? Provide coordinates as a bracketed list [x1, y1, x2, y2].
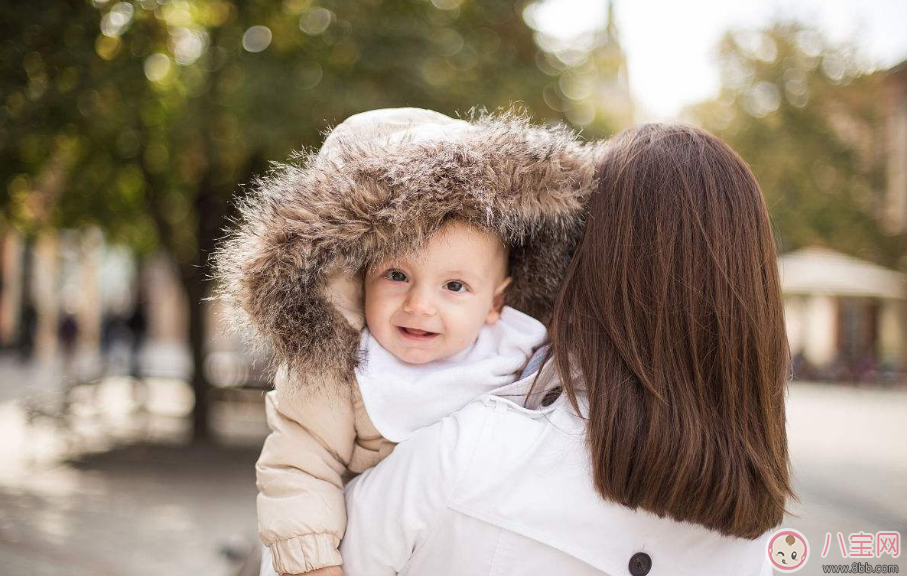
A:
[546, 123, 792, 539]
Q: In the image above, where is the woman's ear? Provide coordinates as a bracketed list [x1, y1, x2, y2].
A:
[485, 276, 513, 325]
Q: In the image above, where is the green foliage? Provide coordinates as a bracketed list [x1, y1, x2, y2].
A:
[0, 0, 567, 437]
[688, 22, 902, 267]
[1, 0, 559, 257]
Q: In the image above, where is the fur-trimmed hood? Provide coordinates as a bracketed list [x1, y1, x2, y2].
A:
[214, 109, 597, 385]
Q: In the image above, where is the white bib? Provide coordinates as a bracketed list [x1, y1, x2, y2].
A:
[356, 306, 547, 442]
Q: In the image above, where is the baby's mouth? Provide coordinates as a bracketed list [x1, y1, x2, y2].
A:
[398, 326, 439, 340]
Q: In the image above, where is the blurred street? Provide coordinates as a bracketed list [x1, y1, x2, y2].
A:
[0, 351, 268, 576]
[1, 351, 904, 575]
[785, 382, 907, 574]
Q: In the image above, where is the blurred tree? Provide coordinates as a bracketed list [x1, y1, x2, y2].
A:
[524, 0, 631, 138]
[688, 22, 904, 267]
[1, 0, 562, 441]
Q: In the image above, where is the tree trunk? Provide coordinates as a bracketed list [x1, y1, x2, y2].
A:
[179, 169, 248, 442]
[154, 139, 261, 442]
[182, 263, 211, 443]
[179, 180, 224, 443]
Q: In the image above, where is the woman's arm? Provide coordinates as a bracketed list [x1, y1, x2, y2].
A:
[340, 402, 489, 575]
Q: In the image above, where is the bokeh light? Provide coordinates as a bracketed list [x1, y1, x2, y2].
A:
[143, 53, 172, 82]
[242, 25, 272, 53]
[299, 8, 332, 36]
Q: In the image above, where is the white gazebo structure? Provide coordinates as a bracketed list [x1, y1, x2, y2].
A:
[780, 247, 905, 369]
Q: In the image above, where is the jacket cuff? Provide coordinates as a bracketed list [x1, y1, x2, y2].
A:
[269, 533, 342, 574]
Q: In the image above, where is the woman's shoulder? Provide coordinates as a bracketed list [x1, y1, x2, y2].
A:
[433, 390, 578, 451]
[426, 396, 772, 576]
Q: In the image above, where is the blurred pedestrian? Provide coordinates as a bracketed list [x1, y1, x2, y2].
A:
[127, 289, 147, 380]
[57, 308, 79, 387]
[58, 313, 78, 357]
[17, 301, 37, 363]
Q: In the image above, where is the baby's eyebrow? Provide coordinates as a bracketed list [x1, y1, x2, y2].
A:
[371, 259, 406, 270]
[443, 269, 480, 280]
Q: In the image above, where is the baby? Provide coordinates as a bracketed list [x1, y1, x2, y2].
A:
[214, 108, 593, 575]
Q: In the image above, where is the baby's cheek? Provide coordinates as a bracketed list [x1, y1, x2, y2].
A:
[447, 321, 472, 347]
[452, 330, 479, 356]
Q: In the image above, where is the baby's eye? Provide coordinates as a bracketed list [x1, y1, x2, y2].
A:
[445, 281, 467, 293]
[385, 270, 408, 282]
[791, 552, 797, 560]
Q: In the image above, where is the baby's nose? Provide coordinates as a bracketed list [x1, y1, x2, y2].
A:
[402, 287, 437, 316]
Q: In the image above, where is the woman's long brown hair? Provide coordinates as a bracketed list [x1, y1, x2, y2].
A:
[544, 123, 793, 539]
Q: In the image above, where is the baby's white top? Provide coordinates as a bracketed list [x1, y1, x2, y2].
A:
[356, 306, 547, 443]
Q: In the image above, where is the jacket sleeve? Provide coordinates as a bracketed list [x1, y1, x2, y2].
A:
[339, 402, 490, 575]
[256, 368, 358, 574]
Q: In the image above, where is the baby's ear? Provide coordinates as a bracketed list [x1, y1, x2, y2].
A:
[485, 277, 513, 325]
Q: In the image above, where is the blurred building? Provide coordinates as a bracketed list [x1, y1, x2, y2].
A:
[1, 229, 127, 359]
[0, 232, 23, 347]
[0, 229, 178, 365]
[780, 58, 907, 382]
[883, 59, 907, 233]
[0, 226, 264, 386]
[781, 247, 905, 381]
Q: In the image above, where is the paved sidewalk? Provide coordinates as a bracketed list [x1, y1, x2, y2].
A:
[783, 382, 907, 575]
[0, 353, 66, 404]
[0, 354, 268, 576]
[0, 442, 260, 576]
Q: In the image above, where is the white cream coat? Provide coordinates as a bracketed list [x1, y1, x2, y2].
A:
[340, 384, 775, 576]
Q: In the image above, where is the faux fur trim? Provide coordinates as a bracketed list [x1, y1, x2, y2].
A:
[213, 111, 597, 389]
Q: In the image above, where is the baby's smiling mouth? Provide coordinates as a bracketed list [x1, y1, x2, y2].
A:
[398, 326, 439, 340]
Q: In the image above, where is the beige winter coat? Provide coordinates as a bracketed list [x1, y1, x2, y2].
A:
[214, 108, 598, 573]
[255, 275, 390, 574]
[257, 373, 392, 573]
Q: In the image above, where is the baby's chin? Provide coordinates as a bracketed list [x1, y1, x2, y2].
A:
[390, 347, 445, 365]
[379, 336, 464, 365]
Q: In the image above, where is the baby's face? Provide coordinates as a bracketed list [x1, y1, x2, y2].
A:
[364, 221, 511, 365]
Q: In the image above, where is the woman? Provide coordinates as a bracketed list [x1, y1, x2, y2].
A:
[338, 124, 793, 575]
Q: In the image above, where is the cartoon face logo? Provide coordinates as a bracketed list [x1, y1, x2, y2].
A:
[767, 529, 809, 572]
